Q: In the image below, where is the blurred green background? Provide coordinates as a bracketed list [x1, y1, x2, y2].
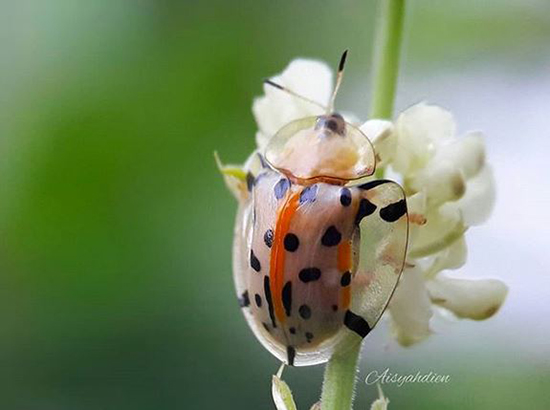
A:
[1, 1, 549, 409]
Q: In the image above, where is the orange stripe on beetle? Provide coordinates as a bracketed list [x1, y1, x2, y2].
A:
[270, 190, 301, 324]
[337, 241, 352, 272]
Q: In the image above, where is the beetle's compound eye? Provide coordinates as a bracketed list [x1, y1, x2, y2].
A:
[265, 115, 376, 182]
[315, 113, 346, 136]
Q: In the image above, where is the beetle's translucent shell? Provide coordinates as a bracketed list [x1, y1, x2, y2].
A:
[265, 114, 376, 183]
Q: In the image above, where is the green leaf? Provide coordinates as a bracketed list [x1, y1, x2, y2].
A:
[272, 374, 298, 410]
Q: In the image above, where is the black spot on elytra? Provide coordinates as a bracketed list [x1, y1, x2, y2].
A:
[246, 172, 255, 192]
[284, 233, 299, 252]
[299, 304, 311, 320]
[264, 229, 274, 248]
[359, 179, 390, 190]
[340, 187, 352, 206]
[274, 178, 290, 199]
[344, 310, 371, 338]
[238, 291, 250, 308]
[300, 184, 318, 204]
[299, 268, 322, 283]
[321, 226, 341, 247]
[264, 276, 276, 328]
[332, 304, 338, 312]
[255, 293, 262, 307]
[355, 198, 377, 224]
[341, 271, 352, 287]
[282, 281, 292, 317]
[380, 199, 407, 222]
[289, 327, 296, 334]
[287, 346, 296, 366]
[305, 332, 314, 343]
[250, 250, 261, 272]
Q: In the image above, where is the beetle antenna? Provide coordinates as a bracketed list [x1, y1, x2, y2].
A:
[328, 49, 348, 113]
[264, 79, 327, 111]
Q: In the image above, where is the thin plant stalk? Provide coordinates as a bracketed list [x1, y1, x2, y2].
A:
[370, 0, 406, 120]
[320, 1, 406, 409]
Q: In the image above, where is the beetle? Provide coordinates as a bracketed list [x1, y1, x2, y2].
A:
[230, 51, 408, 366]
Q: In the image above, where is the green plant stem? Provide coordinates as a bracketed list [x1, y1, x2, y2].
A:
[320, 1, 406, 409]
[320, 341, 361, 410]
[370, 0, 406, 119]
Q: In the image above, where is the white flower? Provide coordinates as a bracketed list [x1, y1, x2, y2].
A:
[253, 59, 332, 150]
[220, 58, 507, 348]
[384, 102, 504, 345]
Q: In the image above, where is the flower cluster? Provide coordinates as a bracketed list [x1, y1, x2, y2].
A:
[220, 58, 507, 347]
[374, 101, 507, 345]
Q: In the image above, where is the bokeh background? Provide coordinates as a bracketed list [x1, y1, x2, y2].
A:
[1, 1, 549, 409]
